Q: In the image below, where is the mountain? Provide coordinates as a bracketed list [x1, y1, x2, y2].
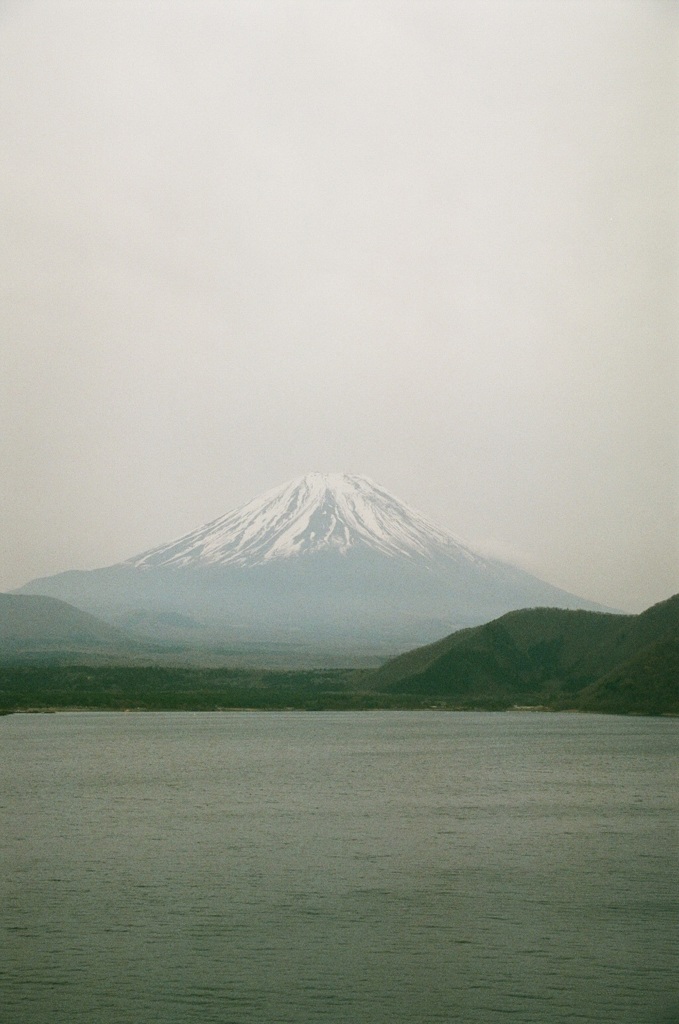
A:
[365, 594, 679, 714]
[0, 594, 145, 662]
[15, 473, 607, 659]
[125, 472, 482, 567]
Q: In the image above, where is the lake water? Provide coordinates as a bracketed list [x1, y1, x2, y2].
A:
[1, 711, 676, 1024]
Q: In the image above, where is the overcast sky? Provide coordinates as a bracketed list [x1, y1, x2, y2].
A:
[1, 0, 677, 612]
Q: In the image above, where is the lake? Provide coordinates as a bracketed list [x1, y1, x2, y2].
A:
[1, 711, 676, 1023]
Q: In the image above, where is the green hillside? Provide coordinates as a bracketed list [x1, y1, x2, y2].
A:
[574, 636, 679, 716]
[367, 595, 679, 713]
[1, 594, 676, 716]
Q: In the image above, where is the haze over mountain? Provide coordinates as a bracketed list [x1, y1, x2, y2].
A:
[16, 473, 608, 657]
[0, 594, 144, 662]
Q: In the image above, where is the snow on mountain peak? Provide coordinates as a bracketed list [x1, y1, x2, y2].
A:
[125, 473, 481, 570]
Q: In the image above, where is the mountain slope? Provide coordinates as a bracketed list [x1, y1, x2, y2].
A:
[126, 472, 486, 568]
[575, 636, 679, 715]
[16, 473, 608, 657]
[0, 594, 145, 661]
[366, 594, 679, 712]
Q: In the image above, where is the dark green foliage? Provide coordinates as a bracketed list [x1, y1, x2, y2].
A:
[366, 596, 679, 715]
[0, 665, 444, 712]
[573, 637, 679, 716]
[1, 596, 676, 716]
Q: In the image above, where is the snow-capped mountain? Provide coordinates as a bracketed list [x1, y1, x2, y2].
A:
[126, 472, 485, 569]
[16, 473, 607, 661]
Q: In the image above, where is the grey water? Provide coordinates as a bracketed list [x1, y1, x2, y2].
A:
[1, 712, 676, 1024]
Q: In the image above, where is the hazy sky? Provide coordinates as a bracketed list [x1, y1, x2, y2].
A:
[1, 0, 677, 612]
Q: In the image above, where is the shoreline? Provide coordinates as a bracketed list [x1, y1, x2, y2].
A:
[3, 706, 677, 718]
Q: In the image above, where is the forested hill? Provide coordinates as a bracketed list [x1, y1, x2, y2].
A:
[0, 596, 676, 716]
[366, 595, 679, 715]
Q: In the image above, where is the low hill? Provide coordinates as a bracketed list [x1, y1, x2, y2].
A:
[0, 594, 146, 661]
[366, 595, 679, 713]
[574, 636, 679, 716]
[0, 594, 385, 669]
[1, 592, 675, 715]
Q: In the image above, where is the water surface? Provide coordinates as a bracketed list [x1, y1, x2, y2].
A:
[1, 711, 676, 1023]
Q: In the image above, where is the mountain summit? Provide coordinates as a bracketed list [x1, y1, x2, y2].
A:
[16, 473, 608, 660]
[127, 472, 484, 569]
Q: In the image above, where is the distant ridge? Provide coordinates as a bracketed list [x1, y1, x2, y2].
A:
[0, 594, 143, 661]
[16, 473, 609, 658]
